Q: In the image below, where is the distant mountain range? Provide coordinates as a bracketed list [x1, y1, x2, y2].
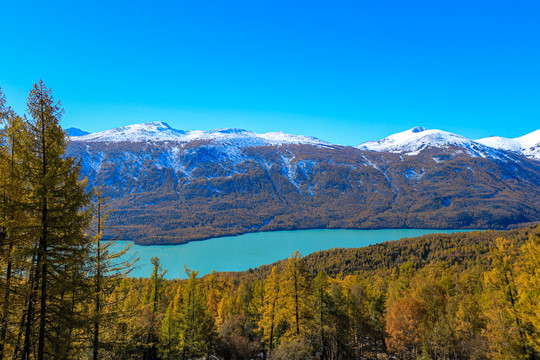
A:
[69, 121, 331, 146]
[66, 122, 540, 245]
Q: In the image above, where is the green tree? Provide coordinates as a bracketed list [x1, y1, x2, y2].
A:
[0, 89, 27, 360]
[312, 271, 330, 360]
[346, 279, 385, 358]
[90, 189, 135, 360]
[142, 257, 166, 360]
[180, 267, 217, 359]
[159, 282, 184, 359]
[20, 80, 92, 360]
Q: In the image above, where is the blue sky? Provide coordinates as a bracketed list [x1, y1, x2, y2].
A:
[1, 0, 539, 145]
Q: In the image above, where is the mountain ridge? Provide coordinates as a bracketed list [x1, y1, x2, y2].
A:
[64, 123, 540, 244]
[476, 129, 540, 160]
[358, 126, 540, 160]
[70, 121, 332, 147]
[70, 122, 540, 161]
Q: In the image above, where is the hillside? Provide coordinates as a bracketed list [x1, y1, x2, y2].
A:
[238, 225, 539, 281]
[66, 123, 540, 244]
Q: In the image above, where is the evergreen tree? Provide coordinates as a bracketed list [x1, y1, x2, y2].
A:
[90, 189, 135, 360]
[143, 257, 166, 360]
[0, 89, 27, 360]
[180, 267, 217, 359]
[281, 251, 312, 340]
[20, 80, 92, 360]
[312, 271, 330, 360]
[260, 266, 281, 354]
[158, 283, 183, 359]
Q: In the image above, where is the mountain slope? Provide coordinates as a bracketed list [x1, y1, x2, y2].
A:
[358, 126, 509, 160]
[476, 129, 540, 160]
[65, 122, 540, 245]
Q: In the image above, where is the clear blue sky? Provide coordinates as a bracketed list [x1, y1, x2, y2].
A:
[1, 0, 539, 145]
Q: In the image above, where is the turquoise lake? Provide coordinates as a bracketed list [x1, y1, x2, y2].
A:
[111, 229, 471, 279]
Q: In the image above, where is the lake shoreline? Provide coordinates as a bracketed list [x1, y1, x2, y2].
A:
[110, 228, 477, 279]
[107, 224, 492, 247]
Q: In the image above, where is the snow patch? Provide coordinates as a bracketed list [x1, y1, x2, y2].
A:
[279, 153, 299, 189]
[402, 168, 424, 181]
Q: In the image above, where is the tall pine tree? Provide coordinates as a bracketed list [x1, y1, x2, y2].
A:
[20, 80, 92, 360]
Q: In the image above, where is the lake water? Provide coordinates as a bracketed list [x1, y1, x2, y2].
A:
[110, 229, 470, 279]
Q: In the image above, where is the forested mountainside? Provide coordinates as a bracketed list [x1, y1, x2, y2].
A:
[66, 123, 540, 244]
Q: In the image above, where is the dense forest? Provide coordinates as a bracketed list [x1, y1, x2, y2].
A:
[1, 84, 539, 360]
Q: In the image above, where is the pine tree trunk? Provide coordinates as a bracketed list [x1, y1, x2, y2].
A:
[13, 273, 33, 360]
[22, 252, 39, 360]
[0, 137, 17, 360]
[504, 268, 529, 357]
[0, 240, 13, 360]
[269, 301, 275, 352]
[37, 221, 47, 360]
[294, 266, 300, 336]
[93, 198, 102, 360]
[37, 111, 48, 360]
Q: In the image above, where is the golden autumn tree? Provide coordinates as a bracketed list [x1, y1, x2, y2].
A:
[385, 295, 426, 359]
[260, 266, 282, 354]
[280, 251, 312, 341]
[483, 237, 535, 359]
[515, 232, 540, 356]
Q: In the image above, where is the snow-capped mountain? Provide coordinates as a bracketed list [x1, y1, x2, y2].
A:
[357, 126, 506, 159]
[476, 129, 540, 160]
[358, 126, 540, 161]
[70, 121, 331, 147]
[64, 122, 540, 245]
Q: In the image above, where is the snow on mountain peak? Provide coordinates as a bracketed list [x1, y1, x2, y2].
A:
[71, 121, 185, 142]
[357, 126, 501, 158]
[210, 128, 251, 135]
[358, 127, 464, 153]
[476, 129, 540, 160]
[69, 122, 330, 147]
